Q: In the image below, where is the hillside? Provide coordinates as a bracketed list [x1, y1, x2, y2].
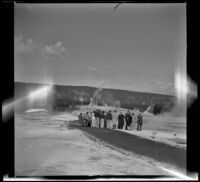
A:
[14, 82, 175, 112]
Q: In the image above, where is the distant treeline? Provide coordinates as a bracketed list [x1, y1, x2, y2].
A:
[14, 82, 175, 114]
[52, 96, 174, 114]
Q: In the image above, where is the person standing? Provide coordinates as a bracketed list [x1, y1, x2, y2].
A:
[106, 110, 112, 129]
[125, 110, 132, 130]
[98, 110, 102, 128]
[118, 112, 124, 129]
[78, 113, 84, 126]
[103, 111, 107, 128]
[82, 112, 86, 126]
[137, 113, 143, 131]
[109, 110, 113, 129]
[112, 110, 118, 129]
[131, 113, 136, 129]
[94, 110, 98, 127]
[88, 112, 93, 127]
[100, 111, 105, 128]
[91, 111, 96, 127]
[84, 112, 91, 127]
[96, 110, 101, 128]
[84, 112, 89, 127]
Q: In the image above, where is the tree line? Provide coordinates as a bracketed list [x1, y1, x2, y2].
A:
[51, 94, 174, 115]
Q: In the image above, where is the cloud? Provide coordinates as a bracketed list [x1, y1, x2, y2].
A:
[87, 66, 97, 71]
[15, 36, 68, 60]
[43, 41, 67, 59]
[15, 36, 36, 54]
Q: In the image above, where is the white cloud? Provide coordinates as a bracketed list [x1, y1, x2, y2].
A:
[42, 41, 67, 59]
[15, 36, 68, 60]
[15, 36, 35, 54]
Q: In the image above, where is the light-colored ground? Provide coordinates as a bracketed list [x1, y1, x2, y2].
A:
[120, 129, 186, 149]
[15, 110, 169, 176]
[123, 113, 186, 149]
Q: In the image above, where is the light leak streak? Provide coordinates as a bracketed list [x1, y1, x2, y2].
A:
[174, 70, 197, 107]
[2, 85, 53, 122]
[2, 97, 26, 122]
[175, 71, 188, 101]
[159, 166, 198, 180]
[28, 85, 52, 102]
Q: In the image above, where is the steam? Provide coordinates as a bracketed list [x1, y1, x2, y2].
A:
[91, 87, 103, 105]
[89, 65, 112, 106]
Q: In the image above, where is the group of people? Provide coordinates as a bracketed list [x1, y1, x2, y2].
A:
[78, 110, 143, 131]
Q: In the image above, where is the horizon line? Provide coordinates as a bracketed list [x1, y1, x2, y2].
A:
[14, 80, 175, 97]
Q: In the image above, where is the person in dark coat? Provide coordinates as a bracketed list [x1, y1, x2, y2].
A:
[118, 112, 124, 129]
[94, 110, 100, 128]
[99, 111, 105, 128]
[84, 112, 89, 127]
[88, 112, 92, 127]
[98, 110, 102, 128]
[137, 113, 143, 131]
[125, 110, 132, 130]
[78, 113, 84, 126]
[84, 112, 91, 127]
[102, 111, 107, 128]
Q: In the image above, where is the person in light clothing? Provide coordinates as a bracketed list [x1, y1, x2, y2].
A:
[93, 110, 98, 127]
[112, 110, 118, 129]
[100, 111, 105, 128]
[96, 110, 101, 128]
[131, 113, 136, 129]
[106, 110, 113, 129]
[91, 111, 96, 127]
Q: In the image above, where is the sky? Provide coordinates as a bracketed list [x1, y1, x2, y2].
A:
[14, 3, 186, 96]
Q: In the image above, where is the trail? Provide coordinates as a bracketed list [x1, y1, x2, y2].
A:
[69, 120, 186, 173]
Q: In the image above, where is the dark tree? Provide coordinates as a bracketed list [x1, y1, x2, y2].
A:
[153, 104, 162, 115]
